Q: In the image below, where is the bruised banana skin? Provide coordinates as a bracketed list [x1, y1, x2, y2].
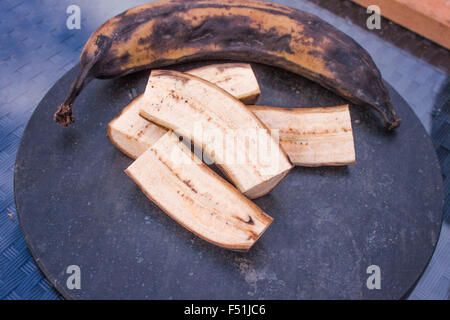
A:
[55, 0, 401, 130]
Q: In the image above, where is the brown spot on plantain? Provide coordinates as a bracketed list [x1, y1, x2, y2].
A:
[182, 180, 198, 194]
[234, 215, 255, 225]
[152, 149, 199, 194]
[139, 14, 294, 56]
[214, 63, 249, 73]
[153, 70, 192, 84]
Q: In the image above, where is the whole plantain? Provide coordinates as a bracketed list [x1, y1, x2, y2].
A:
[54, 0, 401, 130]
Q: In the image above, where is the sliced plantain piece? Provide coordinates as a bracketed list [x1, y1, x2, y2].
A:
[139, 70, 293, 199]
[249, 105, 356, 167]
[108, 97, 167, 159]
[125, 131, 273, 251]
[109, 90, 355, 166]
[108, 63, 260, 160]
[187, 63, 260, 104]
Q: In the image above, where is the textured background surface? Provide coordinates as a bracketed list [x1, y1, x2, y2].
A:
[0, 0, 449, 299]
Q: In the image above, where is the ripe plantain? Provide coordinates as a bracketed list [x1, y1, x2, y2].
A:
[55, 0, 401, 130]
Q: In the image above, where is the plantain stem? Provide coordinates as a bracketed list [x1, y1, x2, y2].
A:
[54, 62, 95, 126]
[54, 104, 74, 127]
[54, 35, 110, 126]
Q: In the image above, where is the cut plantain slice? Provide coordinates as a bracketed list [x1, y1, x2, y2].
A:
[125, 131, 273, 251]
[109, 90, 355, 167]
[139, 70, 293, 199]
[108, 63, 260, 160]
[248, 105, 356, 167]
[187, 63, 260, 104]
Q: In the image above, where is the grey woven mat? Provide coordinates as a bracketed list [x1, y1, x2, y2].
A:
[0, 0, 448, 299]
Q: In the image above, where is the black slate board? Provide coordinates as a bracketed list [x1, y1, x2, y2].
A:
[14, 62, 444, 299]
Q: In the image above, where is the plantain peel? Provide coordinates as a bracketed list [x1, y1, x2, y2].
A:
[55, 0, 401, 130]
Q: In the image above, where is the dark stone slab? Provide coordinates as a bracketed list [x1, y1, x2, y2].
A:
[14, 62, 443, 299]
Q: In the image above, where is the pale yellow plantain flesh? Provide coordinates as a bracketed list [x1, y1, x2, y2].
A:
[139, 70, 293, 199]
[108, 98, 167, 159]
[125, 132, 273, 251]
[188, 63, 261, 104]
[109, 69, 355, 166]
[108, 63, 260, 160]
[248, 105, 356, 167]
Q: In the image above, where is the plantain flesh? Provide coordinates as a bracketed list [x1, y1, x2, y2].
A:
[55, 0, 401, 130]
[249, 105, 356, 167]
[139, 70, 293, 199]
[108, 97, 167, 159]
[125, 131, 273, 251]
[108, 63, 261, 160]
[110, 97, 356, 167]
[188, 63, 261, 104]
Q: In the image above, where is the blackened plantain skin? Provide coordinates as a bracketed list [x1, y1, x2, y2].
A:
[54, 0, 401, 130]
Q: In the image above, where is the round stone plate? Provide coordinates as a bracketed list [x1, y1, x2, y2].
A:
[14, 61, 443, 299]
